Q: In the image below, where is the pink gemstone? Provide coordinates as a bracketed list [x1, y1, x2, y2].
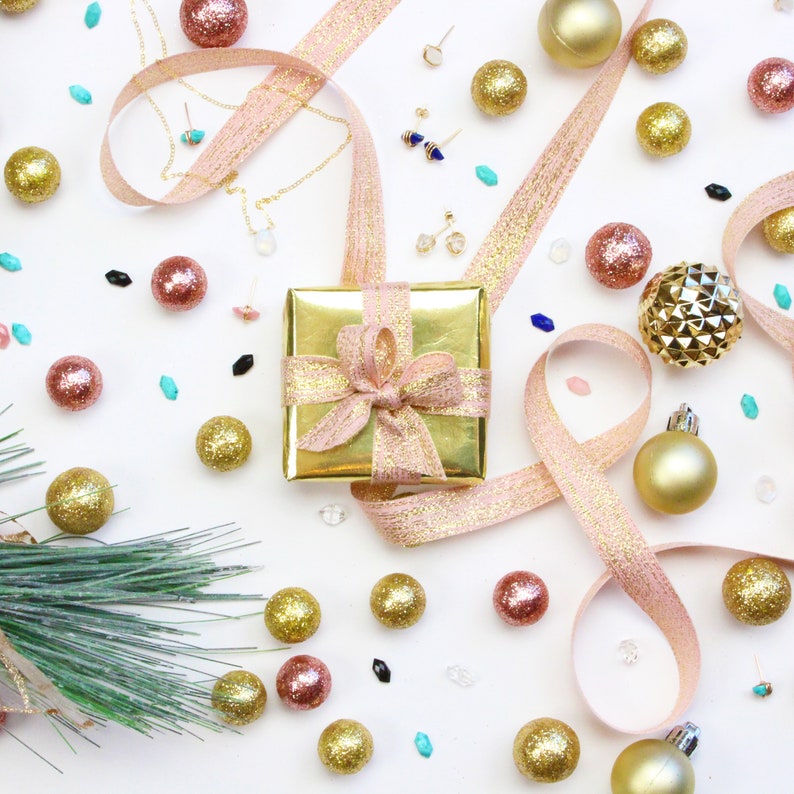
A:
[566, 376, 591, 396]
[0, 323, 9, 350]
[275, 655, 332, 711]
[493, 570, 549, 627]
[45, 355, 103, 411]
[232, 305, 260, 321]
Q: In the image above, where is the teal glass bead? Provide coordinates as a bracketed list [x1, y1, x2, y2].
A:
[773, 283, 791, 310]
[84, 2, 101, 28]
[475, 164, 498, 186]
[740, 393, 759, 419]
[0, 252, 21, 272]
[159, 375, 179, 400]
[69, 85, 93, 105]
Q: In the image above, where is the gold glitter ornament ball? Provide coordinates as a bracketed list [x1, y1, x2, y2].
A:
[635, 102, 691, 157]
[513, 718, 580, 783]
[195, 415, 251, 471]
[264, 586, 322, 643]
[611, 738, 695, 794]
[45, 467, 114, 535]
[762, 206, 794, 254]
[4, 146, 61, 203]
[471, 60, 528, 116]
[631, 19, 688, 74]
[722, 558, 791, 626]
[211, 670, 267, 725]
[638, 262, 743, 367]
[370, 572, 426, 629]
[317, 719, 374, 775]
[538, 0, 622, 69]
[0, 0, 39, 12]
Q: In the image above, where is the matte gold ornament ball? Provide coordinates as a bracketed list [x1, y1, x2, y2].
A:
[638, 262, 743, 367]
[470, 60, 527, 116]
[538, 0, 622, 69]
[195, 415, 251, 471]
[264, 586, 322, 643]
[317, 719, 374, 775]
[4, 146, 61, 203]
[46, 467, 114, 535]
[631, 19, 688, 74]
[370, 572, 426, 629]
[635, 102, 691, 157]
[211, 670, 267, 725]
[513, 718, 580, 783]
[0, 0, 39, 12]
[611, 738, 694, 794]
[762, 206, 794, 254]
[722, 558, 791, 626]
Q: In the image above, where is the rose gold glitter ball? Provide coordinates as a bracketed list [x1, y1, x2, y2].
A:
[151, 255, 208, 311]
[585, 222, 653, 289]
[276, 654, 332, 711]
[179, 0, 248, 48]
[45, 355, 103, 411]
[493, 570, 549, 627]
[747, 57, 794, 114]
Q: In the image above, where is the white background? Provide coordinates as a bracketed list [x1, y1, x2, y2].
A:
[1, 0, 793, 791]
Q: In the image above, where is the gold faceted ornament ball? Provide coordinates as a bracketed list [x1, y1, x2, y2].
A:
[722, 558, 791, 626]
[195, 415, 252, 471]
[45, 467, 114, 535]
[636, 102, 691, 157]
[0, 0, 39, 12]
[317, 719, 374, 775]
[211, 670, 267, 725]
[631, 18, 688, 74]
[537, 0, 622, 69]
[264, 586, 322, 643]
[513, 717, 580, 783]
[370, 572, 426, 629]
[638, 262, 743, 367]
[470, 60, 528, 116]
[762, 206, 794, 254]
[4, 146, 61, 203]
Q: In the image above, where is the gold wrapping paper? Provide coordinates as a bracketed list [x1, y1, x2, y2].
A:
[283, 282, 490, 482]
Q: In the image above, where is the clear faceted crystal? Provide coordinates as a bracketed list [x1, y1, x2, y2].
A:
[548, 237, 571, 264]
[255, 228, 277, 256]
[446, 664, 476, 687]
[756, 475, 778, 504]
[619, 638, 639, 664]
[423, 45, 443, 66]
[319, 503, 347, 526]
[446, 231, 467, 256]
[416, 233, 436, 255]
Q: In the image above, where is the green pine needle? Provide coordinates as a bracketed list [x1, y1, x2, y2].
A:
[0, 525, 262, 735]
[0, 405, 45, 485]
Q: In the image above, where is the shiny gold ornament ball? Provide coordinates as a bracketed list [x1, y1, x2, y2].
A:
[4, 146, 61, 203]
[722, 558, 791, 626]
[638, 262, 743, 367]
[513, 718, 580, 783]
[195, 415, 251, 471]
[471, 60, 527, 116]
[370, 572, 426, 629]
[762, 206, 794, 254]
[636, 102, 691, 157]
[317, 719, 373, 775]
[538, 0, 622, 69]
[45, 467, 114, 535]
[264, 586, 322, 643]
[211, 670, 267, 725]
[0, 0, 39, 12]
[611, 738, 695, 794]
[631, 19, 688, 74]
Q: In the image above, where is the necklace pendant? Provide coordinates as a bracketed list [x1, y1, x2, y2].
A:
[255, 228, 277, 256]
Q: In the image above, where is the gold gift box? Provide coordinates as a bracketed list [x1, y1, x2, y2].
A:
[282, 282, 490, 483]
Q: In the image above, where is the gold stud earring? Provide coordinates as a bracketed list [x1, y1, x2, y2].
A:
[752, 654, 773, 697]
[423, 25, 454, 67]
[424, 128, 462, 162]
[180, 102, 205, 145]
[416, 210, 466, 256]
[401, 107, 430, 147]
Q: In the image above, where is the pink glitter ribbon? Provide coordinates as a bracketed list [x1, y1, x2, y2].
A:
[282, 283, 491, 483]
[722, 171, 794, 374]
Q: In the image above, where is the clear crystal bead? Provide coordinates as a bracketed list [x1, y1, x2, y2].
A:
[755, 475, 777, 504]
[255, 228, 277, 256]
[319, 503, 347, 526]
[446, 664, 476, 687]
[548, 237, 571, 264]
[423, 45, 443, 67]
[446, 231, 467, 256]
[619, 638, 639, 664]
[416, 233, 436, 255]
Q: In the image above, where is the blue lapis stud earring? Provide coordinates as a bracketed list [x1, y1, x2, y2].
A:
[424, 128, 462, 161]
[401, 107, 430, 147]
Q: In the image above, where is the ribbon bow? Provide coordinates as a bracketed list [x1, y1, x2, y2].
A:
[282, 283, 490, 483]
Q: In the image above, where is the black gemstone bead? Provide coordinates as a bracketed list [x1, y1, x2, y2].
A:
[372, 658, 391, 683]
[705, 183, 732, 201]
[105, 269, 132, 287]
[232, 354, 254, 376]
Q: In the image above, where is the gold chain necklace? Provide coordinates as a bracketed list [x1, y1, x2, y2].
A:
[129, 0, 353, 254]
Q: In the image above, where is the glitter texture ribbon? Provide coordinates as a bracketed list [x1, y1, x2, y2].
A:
[722, 171, 794, 374]
[283, 283, 491, 483]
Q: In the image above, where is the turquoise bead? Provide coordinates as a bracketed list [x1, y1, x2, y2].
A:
[0, 252, 21, 272]
[414, 731, 433, 758]
[740, 393, 759, 419]
[159, 375, 179, 401]
[84, 2, 102, 28]
[69, 85, 93, 105]
[11, 323, 31, 345]
[475, 164, 498, 186]
[773, 283, 791, 310]
[180, 130, 205, 144]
